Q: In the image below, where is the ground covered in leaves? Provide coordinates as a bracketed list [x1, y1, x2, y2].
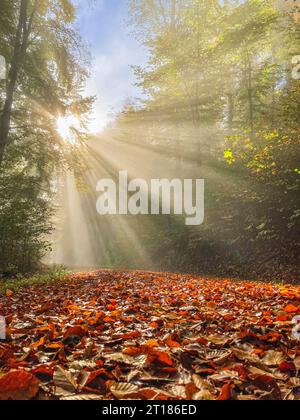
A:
[0, 270, 300, 401]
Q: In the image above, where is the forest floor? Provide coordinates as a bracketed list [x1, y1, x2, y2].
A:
[0, 270, 300, 400]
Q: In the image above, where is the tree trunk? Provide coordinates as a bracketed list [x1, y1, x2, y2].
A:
[227, 93, 234, 133]
[246, 51, 254, 140]
[0, 0, 32, 165]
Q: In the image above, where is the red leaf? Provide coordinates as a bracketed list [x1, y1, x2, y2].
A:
[63, 326, 87, 339]
[253, 375, 281, 399]
[85, 369, 112, 392]
[31, 366, 54, 381]
[278, 361, 296, 374]
[218, 384, 234, 401]
[186, 382, 198, 400]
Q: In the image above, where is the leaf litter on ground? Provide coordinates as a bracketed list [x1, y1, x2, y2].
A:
[0, 270, 299, 400]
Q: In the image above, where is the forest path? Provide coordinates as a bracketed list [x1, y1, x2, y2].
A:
[0, 270, 300, 400]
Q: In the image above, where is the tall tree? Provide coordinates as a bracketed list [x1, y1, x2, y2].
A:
[0, 0, 93, 274]
[0, 0, 34, 163]
[0, 0, 92, 165]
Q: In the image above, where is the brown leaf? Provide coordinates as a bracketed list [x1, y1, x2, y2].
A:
[60, 394, 105, 401]
[53, 366, 77, 396]
[253, 375, 282, 400]
[63, 326, 87, 339]
[207, 334, 230, 346]
[262, 350, 285, 367]
[109, 382, 140, 399]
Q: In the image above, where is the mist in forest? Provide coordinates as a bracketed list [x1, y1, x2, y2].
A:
[1, 0, 299, 282]
[47, 0, 300, 282]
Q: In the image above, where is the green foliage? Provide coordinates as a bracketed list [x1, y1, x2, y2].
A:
[0, 266, 68, 294]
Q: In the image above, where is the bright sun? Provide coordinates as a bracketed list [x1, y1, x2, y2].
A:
[56, 115, 81, 145]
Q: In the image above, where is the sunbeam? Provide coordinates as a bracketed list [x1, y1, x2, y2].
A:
[56, 115, 82, 145]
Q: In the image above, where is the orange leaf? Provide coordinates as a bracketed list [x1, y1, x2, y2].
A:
[103, 316, 115, 323]
[120, 331, 141, 340]
[46, 343, 63, 350]
[166, 337, 181, 348]
[0, 371, 39, 401]
[284, 304, 298, 314]
[123, 347, 142, 356]
[148, 350, 174, 367]
[157, 352, 174, 366]
[34, 324, 56, 336]
[31, 337, 45, 349]
[145, 339, 159, 348]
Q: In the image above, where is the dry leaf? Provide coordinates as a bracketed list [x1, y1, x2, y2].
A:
[0, 371, 39, 401]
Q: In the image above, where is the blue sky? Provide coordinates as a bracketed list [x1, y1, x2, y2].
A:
[75, 0, 148, 132]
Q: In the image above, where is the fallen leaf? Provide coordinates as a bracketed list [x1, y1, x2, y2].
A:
[263, 351, 285, 367]
[109, 382, 140, 399]
[218, 383, 234, 401]
[63, 326, 87, 339]
[53, 366, 77, 396]
[253, 375, 281, 400]
[284, 304, 298, 314]
[0, 371, 39, 401]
